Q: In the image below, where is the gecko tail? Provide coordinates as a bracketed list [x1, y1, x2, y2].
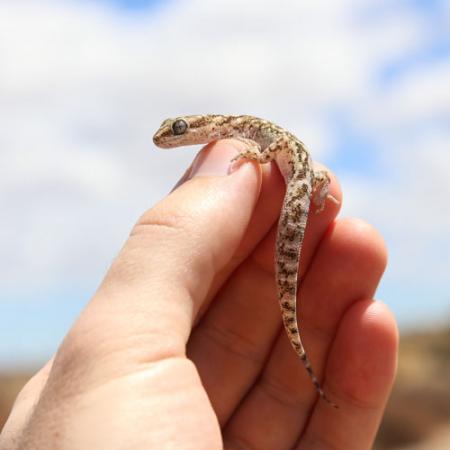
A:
[298, 350, 339, 409]
[280, 300, 339, 408]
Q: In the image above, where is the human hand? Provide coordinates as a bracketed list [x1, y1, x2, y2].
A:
[0, 140, 397, 450]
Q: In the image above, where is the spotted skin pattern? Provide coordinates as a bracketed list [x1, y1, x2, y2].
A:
[153, 115, 339, 408]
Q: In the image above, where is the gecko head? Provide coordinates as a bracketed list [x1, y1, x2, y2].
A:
[153, 115, 213, 148]
[153, 117, 189, 148]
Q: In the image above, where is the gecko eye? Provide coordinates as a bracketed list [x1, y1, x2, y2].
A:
[171, 119, 188, 136]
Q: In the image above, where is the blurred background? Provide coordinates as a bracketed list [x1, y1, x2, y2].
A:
[0, 0, 449, 448]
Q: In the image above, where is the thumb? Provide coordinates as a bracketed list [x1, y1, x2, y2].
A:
[62, 139, 264, 367]
[2, 140, 263, 450]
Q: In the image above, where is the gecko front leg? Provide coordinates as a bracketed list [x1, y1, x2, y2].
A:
[230, 140, 275, 166]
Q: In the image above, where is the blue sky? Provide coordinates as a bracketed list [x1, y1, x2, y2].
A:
[109, 0, 162, 9]
[0, 0, 449, 371]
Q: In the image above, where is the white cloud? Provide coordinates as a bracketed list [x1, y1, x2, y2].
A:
[0, 0, 449, 329]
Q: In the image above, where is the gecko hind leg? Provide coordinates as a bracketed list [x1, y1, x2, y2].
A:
[312, 169, 339, 213]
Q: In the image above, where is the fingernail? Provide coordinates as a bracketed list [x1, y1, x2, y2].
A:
[172, 141, 248, 191]
[189, 141, 242, 178]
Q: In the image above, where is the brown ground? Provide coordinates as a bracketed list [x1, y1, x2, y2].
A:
[374, 326, 450, 450]
[1, 326, 449, 448]
[0, 373, 30, 432]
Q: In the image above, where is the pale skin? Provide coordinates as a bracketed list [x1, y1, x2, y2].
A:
[0, 140, 398, 450]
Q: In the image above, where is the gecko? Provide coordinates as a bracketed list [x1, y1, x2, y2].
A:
[153, 115, 339, 408]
